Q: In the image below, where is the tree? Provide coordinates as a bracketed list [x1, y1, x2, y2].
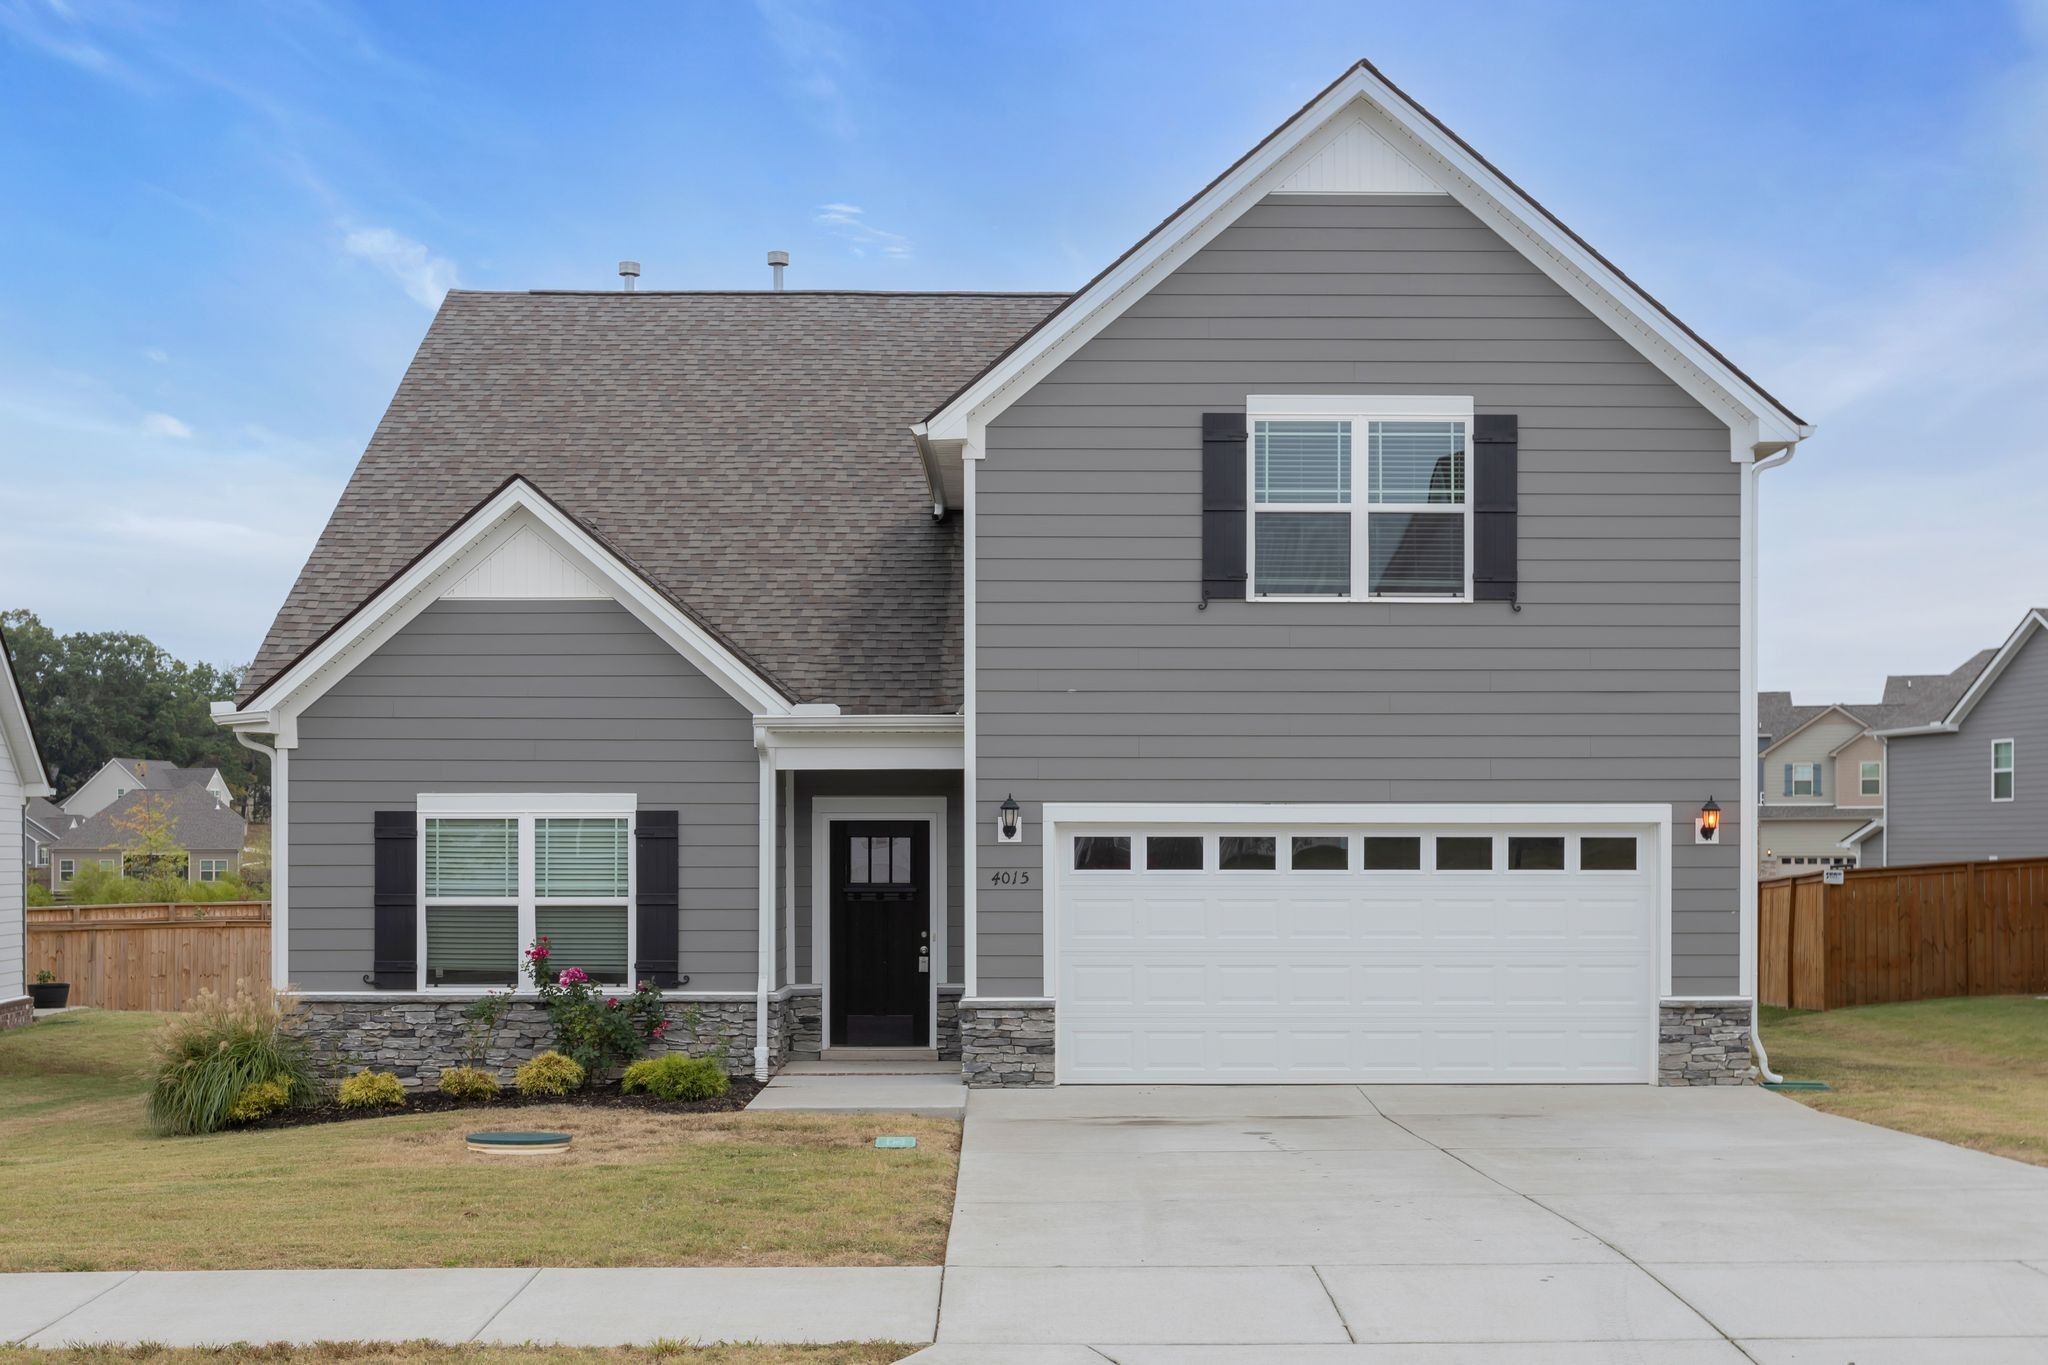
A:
[1, 609, 270, 818]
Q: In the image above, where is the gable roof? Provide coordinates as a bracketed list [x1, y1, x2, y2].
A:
[51, 785, 246, 854]
[1757, 701, 1867, 756]
[1877, 611, 2048, 737]
[239, 290, 1066, 715]
[1759, 649, 1995, 752]
[0, 623, 50, 799]
[25, 797, 69, 841]
[923, 58, 1808, 452]
[95, 758, 222, 793]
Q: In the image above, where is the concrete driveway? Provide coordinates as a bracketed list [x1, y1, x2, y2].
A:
[909, 1083, 2048, 1363]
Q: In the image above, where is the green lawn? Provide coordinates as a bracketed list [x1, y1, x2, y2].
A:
[1760, 995, 2048, 1166]
[0, 1011, 958, 1271]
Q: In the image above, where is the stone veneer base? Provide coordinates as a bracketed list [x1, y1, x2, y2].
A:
[1659, 999, 1756, 1086]
[960, 1000, 1055, 1087]
[0, 995, 32, 1031]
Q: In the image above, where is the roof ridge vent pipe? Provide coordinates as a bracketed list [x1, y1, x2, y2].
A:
[618, 260, 640, 292]
[767, 250, 789, 290]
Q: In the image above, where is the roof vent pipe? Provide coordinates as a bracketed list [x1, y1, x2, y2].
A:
[767, 250, 789, 290]
[618, 260, 640, 292]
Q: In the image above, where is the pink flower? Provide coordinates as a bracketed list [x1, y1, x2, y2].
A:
[651, 1020, 669, 1039]
[606, 997, 620, 1011]
[524, 942, 550, 961]
[558, 966, 589, 985]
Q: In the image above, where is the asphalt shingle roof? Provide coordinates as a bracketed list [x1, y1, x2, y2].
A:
[241, 290, 1069, 714]
[52, 785, 247, 854]
[1759, 648, 1996, 747]
[106, 759, 222, 793]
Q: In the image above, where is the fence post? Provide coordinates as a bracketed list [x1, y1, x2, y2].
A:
[1964, 862, 1979, 996]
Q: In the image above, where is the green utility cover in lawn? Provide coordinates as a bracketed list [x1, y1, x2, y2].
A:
[468, 1130, 573, 1153]
[874, 1136, 917, 1149]
[1764, 1081, 1832, 1092]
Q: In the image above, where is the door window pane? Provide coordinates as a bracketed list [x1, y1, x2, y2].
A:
[1369, 421, 1465, 504]
[1291, 836, 1348, 870]
[535, 818, 628, 898]
[1581, 836, 1637, 871]
[1146, 836, 1203, 871]
[1219, 836, 1277, 870]
[1073, 836, 1132, 871]
[425, 818, 518, 898]
[1435, 836, 1493, 871]
[1362, 836, 1421, 870]
[535, 906, 629, 983]
[425, 906, 518, 985]
[1508, 836, 1565, 870]
[1368, 513, 1464, 596]
[1255, 421, 1350, 503]
[1255, 513, 1351, 596]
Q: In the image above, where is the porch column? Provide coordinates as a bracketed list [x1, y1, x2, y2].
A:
[755, 748, 776, 1080]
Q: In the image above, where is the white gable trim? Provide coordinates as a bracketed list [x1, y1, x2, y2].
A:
[925, 63, 1809, 456]
[1876, 610, 2048, 738]
[1758, 703, 1869, 758]
[226, 480, 794, 739]
[443, 520, 609, 600]
[0, 638, 50, 799]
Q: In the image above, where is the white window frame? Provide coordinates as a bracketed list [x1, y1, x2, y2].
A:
[196, 858, 229, 883]
[416, 792, 637, 995]
[1859, 760, 1882, 797]
[1790, 762, 1817, 797]
[1245, 394, 1475, 604]
[1993, 740, 2015, 802]
[57, 858, 74, 881]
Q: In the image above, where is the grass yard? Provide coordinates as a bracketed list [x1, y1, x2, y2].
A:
[0, 1348, 906, 1365]
[1760, 994, 2048, 1166]
[0, 1011, 958, 1271]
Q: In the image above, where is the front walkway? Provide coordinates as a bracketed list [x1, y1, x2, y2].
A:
[908, 1083, 2048, 1363]
[747, 1056, 967, 1117]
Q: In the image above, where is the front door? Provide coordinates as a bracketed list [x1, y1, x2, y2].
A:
[829, 820, 931, 1048]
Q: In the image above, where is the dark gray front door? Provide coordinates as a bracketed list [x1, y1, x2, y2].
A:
[829, 820, 930, 1047]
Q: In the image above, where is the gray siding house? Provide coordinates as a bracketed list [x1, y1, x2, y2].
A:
[218, 60, 1808, 1088]
[1877, 610, 2048, 866]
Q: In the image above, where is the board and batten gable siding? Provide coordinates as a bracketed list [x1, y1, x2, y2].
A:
[1888, 628, 2048, 865]
[976, 192, 1745, 997]
[289, 599, 759, 991]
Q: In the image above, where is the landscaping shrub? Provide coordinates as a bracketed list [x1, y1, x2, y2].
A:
[621, 1053, 730, 1102]
[147, 985, 312, 1136]
[337, 1069, 407, 1110]
[224, 1077, 292, 1124]
[514, 1050, 584, 1097]
[437, 1065, 502, 1101]
[523, 936, 669, 1076]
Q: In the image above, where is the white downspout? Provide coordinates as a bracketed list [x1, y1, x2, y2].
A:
[232, 730, 286, 992]
[1744, 441, 1799, 1084]
[755, 749, 775, 1081]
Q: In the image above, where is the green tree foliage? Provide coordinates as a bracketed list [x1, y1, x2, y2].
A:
[2, 609, 268, 817]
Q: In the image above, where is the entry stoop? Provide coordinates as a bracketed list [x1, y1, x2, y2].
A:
[745, 1056, 966, 1118]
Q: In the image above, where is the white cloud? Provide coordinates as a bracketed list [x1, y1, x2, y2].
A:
[814, 202, 912, 261]
[143, 347, 169, 364]
[341, 224, 459, 309]
[141, 412, 192, 438]
[754, 0, 858, 139]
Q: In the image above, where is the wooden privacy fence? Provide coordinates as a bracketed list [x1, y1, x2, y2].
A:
[26, 902, 270, 1012]
[1759, 858, 2048, 1010]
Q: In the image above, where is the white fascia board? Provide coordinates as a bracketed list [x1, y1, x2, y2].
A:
[1838, 820, 1884, 848]
[0, 669, 51, 798]
[754, 714, 965, 771]
[1922, 609, 2048, 731]
[927, 66, 1807, 452]
[233, 482, 795, 724]
[1041, 801, 1672, 827]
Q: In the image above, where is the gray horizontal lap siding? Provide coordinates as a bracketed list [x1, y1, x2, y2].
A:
[1888, 629, 2048, 865]
[289, 599, 759, 992]
[976, 193, 1742, 998]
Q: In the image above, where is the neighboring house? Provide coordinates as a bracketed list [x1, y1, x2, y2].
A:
[48, 786, 247, 894]
[1756, 650, 1993, 875]
[61, 757, 234, 820]
[1875, 609, 2048, 866]
[215, 59, 1810, 1089]
[1, 625, 54, 1026]
[23, 796, 66, 873]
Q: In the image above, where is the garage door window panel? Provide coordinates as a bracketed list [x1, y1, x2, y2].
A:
[1435, 835, 1494, 871]
[1579, 836, 1638, 872]
[1508, 836, 1566, 871]
[1219, 836, 1277, 871]
[1073, 836, 1133, 871]
[1145, 836, 1204, 871]
[1290, 835, 1350, 871]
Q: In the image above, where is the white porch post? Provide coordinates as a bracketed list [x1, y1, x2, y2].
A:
[755, 748, 776, 1080]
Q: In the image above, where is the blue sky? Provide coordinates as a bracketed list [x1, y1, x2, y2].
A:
[0, 0, 2040, 701]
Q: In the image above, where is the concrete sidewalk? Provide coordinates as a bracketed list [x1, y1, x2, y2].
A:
[746, 1057, 966, 1117]
[0, 1267, 940, 1349]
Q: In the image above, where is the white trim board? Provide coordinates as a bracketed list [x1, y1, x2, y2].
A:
[810, 796, 948, 1053]
[0, 637, 50, 799]
[923, 63, 1808, 454]
[226, 482, 795, 737]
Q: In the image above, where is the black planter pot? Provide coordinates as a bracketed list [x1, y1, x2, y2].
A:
[28, 982, 69, 1010]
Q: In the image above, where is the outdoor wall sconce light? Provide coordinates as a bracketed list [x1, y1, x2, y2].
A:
[1696, 796, 1722, 845]
[996, 793, 1023, 844]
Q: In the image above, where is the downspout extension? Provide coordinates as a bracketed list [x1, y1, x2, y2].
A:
[1747, 444, 1798, 1085]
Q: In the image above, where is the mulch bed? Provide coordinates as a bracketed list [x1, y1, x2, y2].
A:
[248, 1076, 767, 1130]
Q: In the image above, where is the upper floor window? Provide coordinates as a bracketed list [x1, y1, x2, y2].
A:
[1993, 740, 2015, 802]
[1859, 760, 1881, 797]
[1247, 396, 1471, 602]
[1790, 762, 1817, 797]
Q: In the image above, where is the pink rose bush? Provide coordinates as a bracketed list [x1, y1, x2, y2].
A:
[522, 936, 668, 1079]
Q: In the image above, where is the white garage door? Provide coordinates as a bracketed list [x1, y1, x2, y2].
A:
[1055, 819, 1660, 1084]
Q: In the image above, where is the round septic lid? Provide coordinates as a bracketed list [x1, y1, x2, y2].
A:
[466, 1130, 572, 1154]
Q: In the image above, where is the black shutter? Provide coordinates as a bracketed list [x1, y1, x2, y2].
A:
[634, 811, 682, 988]
[1473, 413, 1519, 607]
[368, 810, 417, 988]
[1201, 411, 1248, 605]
